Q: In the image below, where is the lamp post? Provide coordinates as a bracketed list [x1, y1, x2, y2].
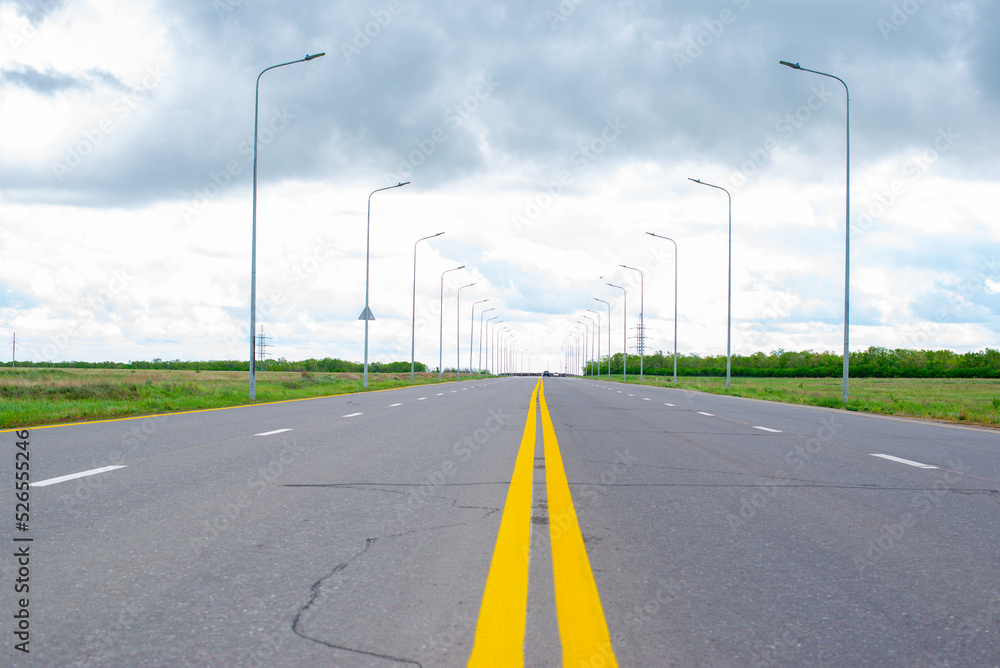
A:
[575, 324, 587, 376]
[647, 232, 678, 385]
[439, 266, 465, 380]
[620, 264, 644, 382]
[249, 51, 325, 400]
[412, 232, 444, 381]
[479, 308, 495, 378]
[780, 60, 851, 404]
[594, 298, 611, 379]
[456, 283, 476, 380]
[688, 177, 731, 391]
[495, 328, 505, 375]
[493, 325, 504, 376]
[361, 181, 410, 390]
[586, 308, 601, 379]
[486, 317, 500, 376]
[470, 299, 489, 379]
[581, 315, 595, 377]
[607, 283, 627, 382]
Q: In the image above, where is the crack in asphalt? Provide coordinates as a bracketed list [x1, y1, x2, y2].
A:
[289, 497, 500, 665]
[291, 537, 422, 666]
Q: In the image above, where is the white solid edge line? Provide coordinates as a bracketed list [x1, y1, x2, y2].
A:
[752, 426, 782, 433]
[255, 428, 293, 436]
[871, 454, 938, 469]
[342, 412, 363, 418]
[33, 465, 126, 488]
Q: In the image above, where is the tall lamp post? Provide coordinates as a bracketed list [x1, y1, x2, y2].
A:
[439, 266, 465, 380]
[456, 283, 476, 379]
[361, 181, 410, 389]
[607, 283, 627, 382]
[581, 315, 596, 377]
[486, 317, 500, 376]
[594, 298, 611, 379]
[470, 299, 489, 379]
[586, 308, 601, 379]
[479, 308, 495, 377]
[249, 51, 325, 400]
[689, 177, 732, 391]
[412, 232, 444, 381]
[647, 232, 678, 385]
[780, 60, 851, 404]
[620, 264, 644, 382]
[576, 320, 590, 377]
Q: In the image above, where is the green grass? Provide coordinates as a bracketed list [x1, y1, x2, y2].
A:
[596, 374, 1000, 427]
[0, 368, 462, 429]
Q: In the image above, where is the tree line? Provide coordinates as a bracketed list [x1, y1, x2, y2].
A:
[0, 357, 428, 373]
[584, 347, 1000, 378]
[4, 347, 998, 378]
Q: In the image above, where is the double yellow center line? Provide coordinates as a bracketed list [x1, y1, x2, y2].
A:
[468, 379, 618, 667]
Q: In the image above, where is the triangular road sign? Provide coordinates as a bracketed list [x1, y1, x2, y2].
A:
[358, 306, 376, 321]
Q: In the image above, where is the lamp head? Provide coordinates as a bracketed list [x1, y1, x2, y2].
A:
[779, 60, 801, 70]
[304, 52, 326, 60]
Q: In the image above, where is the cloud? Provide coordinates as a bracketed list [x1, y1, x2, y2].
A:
[0, 64, 126, 95]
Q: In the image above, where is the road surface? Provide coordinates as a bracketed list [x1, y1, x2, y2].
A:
[3, 376, 999, 666]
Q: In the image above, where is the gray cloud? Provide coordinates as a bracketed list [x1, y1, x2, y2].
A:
[3, 0, 997, 205]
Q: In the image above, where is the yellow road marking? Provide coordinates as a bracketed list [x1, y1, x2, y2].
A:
[540, 382, 618, 667]
[469, 379, 618, 666]
[468, 380, 540, 667]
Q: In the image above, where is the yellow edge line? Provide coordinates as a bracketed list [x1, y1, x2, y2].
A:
[468, 378, 540, 667]
[539, 381, 619, 667]
[0, 380, 470, 434]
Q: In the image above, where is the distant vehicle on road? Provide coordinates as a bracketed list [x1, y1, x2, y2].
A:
[542, 370, 550, 377]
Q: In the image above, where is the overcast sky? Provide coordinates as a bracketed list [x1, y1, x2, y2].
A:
[1, 0, 998, 372]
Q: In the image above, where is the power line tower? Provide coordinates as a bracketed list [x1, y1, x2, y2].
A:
[256, 325, 271, 372]
[629, 323, 649, 355]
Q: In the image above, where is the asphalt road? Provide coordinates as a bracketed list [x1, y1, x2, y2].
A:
[2, 376, 999, 666]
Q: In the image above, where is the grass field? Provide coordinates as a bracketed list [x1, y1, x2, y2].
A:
[0, 367, 457, 429]
[605, 374, 1000, 427]
[3, 369, 999, 429]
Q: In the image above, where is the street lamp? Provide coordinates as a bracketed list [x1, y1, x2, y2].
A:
[496, 327, 508, 376]
[620, 264, 644, 383]
[647, 232, 678, 385]
[486, 316, 500, 376]
[470, 299, 489, 379]
[361, 181, 411, 389]
[586, 308, 601, 379]
[780, 60, 851, 404]
[412, 232, 444, 381]
[594, 298, 611, 379]
[688, 177, 732, 391]
[581, 315, 595, 377]
[457, 283, 476, 379]
[607, 283, 627, 382]
[249, 51, 325, 400]
[439, 265, 465, 380]
[575, 323, 587, 376]
[479, 307, 495, 378]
